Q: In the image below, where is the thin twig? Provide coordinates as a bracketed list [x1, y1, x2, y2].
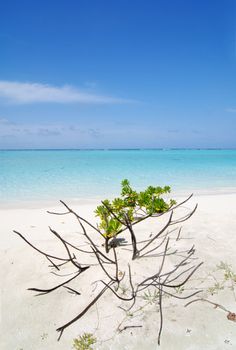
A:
[28, 270, 85, 296]
[157, 283, 163, 345]
[13, 230, 70, 262]
[63, 286, 81, 295]
[56, 283, 112, 340]
[138, 212, 173, 254]
[185, 298, 231, 313]
[118, 325, 142, 333]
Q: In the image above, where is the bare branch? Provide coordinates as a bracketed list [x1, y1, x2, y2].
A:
[63, 286, 81, 296]
[138, 212, 173, 254]
[60, 200, 103, 236]
[157, 283, 163, 346]
[14, 230, 70, 262]
[170, 204, 197, 226]
[56, 283, 111, 340]
[91, 247, 116, 282]
[49, 227, 85, 270]
[124, 214, 139, 260]
[185, 298, 231, 313]
[28, 270, 86, 296]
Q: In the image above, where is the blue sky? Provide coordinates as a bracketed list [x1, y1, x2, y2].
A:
[0, 0, 235, 149]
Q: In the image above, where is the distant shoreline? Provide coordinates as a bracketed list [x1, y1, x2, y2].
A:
[1, 149, 236, 204]
[1, 190, 236, 210]
[1, 148, 236, 151]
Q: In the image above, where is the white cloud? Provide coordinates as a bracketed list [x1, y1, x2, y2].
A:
[0, 117, 9, 124]
[225, 108, 236, 113]
[0, 80, 132, 104]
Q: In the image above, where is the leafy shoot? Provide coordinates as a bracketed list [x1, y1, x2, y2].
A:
[72, 333, 97, 350]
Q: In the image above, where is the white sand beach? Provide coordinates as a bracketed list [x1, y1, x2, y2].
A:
[1, 192, 236, 350]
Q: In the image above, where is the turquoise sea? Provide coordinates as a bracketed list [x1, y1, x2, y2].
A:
[1, 149, 236, 203]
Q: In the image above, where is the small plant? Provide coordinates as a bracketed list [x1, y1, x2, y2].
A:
[119, 284, 129, 295]
[207, 282, 224, 295]
[206, 262, 236, 296]
[72, 333, 96, 350]
[174, 286, 185, 294]
[14, 179, 201, 346]
[217, 262, 236, 283]
[95, 179, 175, 240]
[95, 179, 176, 255]
[186, 261, 236, 322]
[142, 289, 160, 304]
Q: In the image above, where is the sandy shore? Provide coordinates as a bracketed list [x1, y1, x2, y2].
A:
[1, 193, 236, 350]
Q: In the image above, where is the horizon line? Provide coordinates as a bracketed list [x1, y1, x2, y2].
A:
[1, 148, 236, 151]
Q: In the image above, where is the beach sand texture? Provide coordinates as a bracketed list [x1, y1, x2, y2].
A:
[1, 193, 236, 350]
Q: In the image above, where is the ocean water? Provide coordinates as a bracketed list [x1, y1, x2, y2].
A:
[1, 149, 236, 203]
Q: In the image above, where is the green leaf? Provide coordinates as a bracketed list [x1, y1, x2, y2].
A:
[95, 179, 174, 239]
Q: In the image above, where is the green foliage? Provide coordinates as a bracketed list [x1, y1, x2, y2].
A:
[174, 286, 185, 294]
[72, 333, 96, 350]
[95, 179, 175, 238]
[217, 261, 236, 283]
[207, 262, 236, 295]
[142, 289, 160, 304]
[207, 282, 224, 295]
